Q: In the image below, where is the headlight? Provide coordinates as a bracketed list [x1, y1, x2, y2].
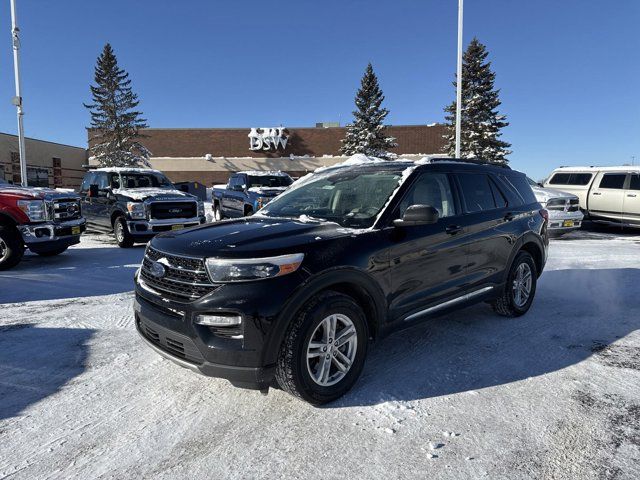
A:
[205, 253, 304, 283]
[17, 200, 47, 222]
[127, 202, 146, 219]
[197, 200, 205, 217]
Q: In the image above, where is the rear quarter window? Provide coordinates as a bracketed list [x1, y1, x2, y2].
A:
[500, 174, 537, 205]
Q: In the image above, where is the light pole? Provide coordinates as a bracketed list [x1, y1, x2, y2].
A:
[455, 0, 464, 159]
[10, 0, 27, 187]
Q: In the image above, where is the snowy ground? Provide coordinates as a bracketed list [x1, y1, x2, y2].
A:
[1, 227, 639, 479]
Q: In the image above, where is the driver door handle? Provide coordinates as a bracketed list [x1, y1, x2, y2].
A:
[592, 192, 601, 196]
[446, 225, 462, 235]
[628, 194, 637, 198]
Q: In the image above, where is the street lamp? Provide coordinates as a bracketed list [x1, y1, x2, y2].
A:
[455, 0, 464, 159]
[10, 0, 27, 187]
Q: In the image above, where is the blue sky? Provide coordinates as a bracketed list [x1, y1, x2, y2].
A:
[0, 0, 637, 179]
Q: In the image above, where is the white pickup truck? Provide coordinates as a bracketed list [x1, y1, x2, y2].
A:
[544, 166, 640, 228]
[527, 178, 583, 234]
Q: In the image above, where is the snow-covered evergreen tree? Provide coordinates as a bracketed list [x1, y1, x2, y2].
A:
[444, 38, 511, 164]
[341, 63, 397, 159]
[85, 44, 150, 167]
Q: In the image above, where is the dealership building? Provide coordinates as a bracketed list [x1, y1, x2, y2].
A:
[0, 132, 87, 188]
[88, 123, 448, 185]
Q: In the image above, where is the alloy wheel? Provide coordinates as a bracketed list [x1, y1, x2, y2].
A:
[306, 313, 358, 387]
[512, 262, 532, 308]
[0, 238, 7, 261]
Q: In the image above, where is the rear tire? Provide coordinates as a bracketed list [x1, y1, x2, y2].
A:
[0, 226, 25, 270]
[114, 216, 134, 248]
[275, 291, 368, 405]
[213, 203, 222, 221]
[492, 251, 537, 317]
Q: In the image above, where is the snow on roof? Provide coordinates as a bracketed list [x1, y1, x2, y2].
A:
[92, 167, 163, 174]
[551, 165, 640, 172]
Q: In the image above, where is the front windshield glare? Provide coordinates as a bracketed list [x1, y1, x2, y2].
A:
[259, 169, 402, 228]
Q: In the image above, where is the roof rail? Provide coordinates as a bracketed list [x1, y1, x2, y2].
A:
[428, 157, 512, 169]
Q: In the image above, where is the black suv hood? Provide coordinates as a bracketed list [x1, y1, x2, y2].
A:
[150, 216, 361, 258]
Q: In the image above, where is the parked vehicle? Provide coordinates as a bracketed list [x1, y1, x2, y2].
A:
[79, 168, 205, 248]
[527, 178, 583, 234]
[211, 171, 293, 220]
[0, 181, 85, 269]
[544, 166, 640, 227]
[134, 158, 548, 404]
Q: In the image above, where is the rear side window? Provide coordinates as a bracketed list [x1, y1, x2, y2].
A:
[599, 174, 626, 189]
[500, 174, 537, 205]
[630, 174, 640, 191]
[549, 173, 593, 186]
[457, 173, 500, 213]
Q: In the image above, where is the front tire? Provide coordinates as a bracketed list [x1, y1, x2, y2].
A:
[276, 291, 369, 405]
[0, 226, 25, 270]
[492, 251, 537, 317]
[114, 216, 134, 248]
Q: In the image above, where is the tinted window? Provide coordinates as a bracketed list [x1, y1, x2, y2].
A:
[398, 173, 456, 218]
[80, 172, 96, 192]
[501, 174, 537, 204]
[248, 175, 293, 188]
[489, 178, 507, 208]
[457, 173, 499, 213]
[549, 172, 593, 185]
[629, 174, 640, 191]
[599, 174, 626, 189]
[119, 173, 172, 189]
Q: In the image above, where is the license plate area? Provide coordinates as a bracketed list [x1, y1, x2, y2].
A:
[563, 220, 574, 228]
[171, 224, 185, 231]
[71, 226, 81, 234]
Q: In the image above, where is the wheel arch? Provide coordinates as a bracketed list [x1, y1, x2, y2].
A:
[110, 209, 126, 227]
[262, 268, 387, 366]
[0, 212, 18, 227]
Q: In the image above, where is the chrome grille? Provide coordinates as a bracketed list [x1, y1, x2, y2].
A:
[139, 245, 217, 302]
[149, 201, 197, 220]
[47, 198, 82, 222]
[546, 197, 580, 212]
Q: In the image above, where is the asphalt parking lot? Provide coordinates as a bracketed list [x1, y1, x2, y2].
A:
[1, 227, 639, 479]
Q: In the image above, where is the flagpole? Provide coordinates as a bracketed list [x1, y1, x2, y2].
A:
[10, 0, 28, 186]
[455, 0, 464, 159]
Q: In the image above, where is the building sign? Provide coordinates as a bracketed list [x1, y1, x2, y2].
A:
[248, 127, 289, 151]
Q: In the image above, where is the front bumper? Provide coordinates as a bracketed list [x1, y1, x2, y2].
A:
[546, 209, 584, 231]
[127, 216, 206, 237]
[18, 218, 86, 245]
[133, 270, 303, 389]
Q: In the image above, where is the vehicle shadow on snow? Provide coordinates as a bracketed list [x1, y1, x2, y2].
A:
[0, 325, 94, 420]
[335, 267, 640, 408]
[0, 245, 145, 303]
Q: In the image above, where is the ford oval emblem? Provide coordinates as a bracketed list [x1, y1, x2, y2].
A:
[67, 205, 78, 214]
[168, 208, 182, 214]
[149, 261, 166, 278]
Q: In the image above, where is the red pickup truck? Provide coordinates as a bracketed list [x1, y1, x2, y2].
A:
[0, 179, 86, 270]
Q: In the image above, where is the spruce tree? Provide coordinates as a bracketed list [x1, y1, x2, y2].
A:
[444, 38, 511, 164]
[85, 44, 150, 167]
[341, 63, 397, 159]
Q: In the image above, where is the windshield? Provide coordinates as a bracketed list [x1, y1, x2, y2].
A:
[259, 168, 404, 228]
[116, 173, 174, 189]
[248, 175, 293, 188]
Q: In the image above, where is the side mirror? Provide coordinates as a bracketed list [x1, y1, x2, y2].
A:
[393, 205, 439, 227]
[89, 184, 99, 197]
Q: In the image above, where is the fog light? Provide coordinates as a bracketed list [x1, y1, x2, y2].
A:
[195, 314, 242, 327]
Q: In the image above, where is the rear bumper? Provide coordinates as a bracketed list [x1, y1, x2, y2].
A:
[18, 218, 86, 245]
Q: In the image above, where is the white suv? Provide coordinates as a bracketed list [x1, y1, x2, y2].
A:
[544, 166, 640, 227]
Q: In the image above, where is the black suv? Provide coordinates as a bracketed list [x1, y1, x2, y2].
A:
[79, 168, 205, 247]
[134, 159, 548, 404]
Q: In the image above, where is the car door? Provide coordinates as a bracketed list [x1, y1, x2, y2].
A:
[623, 173, 640, 226]
[79, 172, 96, 224]
[454, 172, 515, 289]
[387, 172, 470, 322]
[92, 172, 113, 228]
[589, 172, 627, 223]
[223, 175, 243, 217]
